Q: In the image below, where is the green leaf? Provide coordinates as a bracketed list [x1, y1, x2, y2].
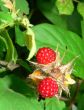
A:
[4, 75, 36, 97]
[56, 0, 74, 15]
[37, 0, 67, 29]
[25, 28, 36, 60]
[15, 25, 25, 46]
[32, 23, 84, 79]
[0, 36, 6, 59]
[0, 12, 14, 30]
[0, 75, 43, 110]
[0, 30, 18, 62]
[78, 94, 84, 110]
[0, 1, 9, 12]
[0, 36, 6, 51]
[77, 2, 84, 18]
[45, 97, 66, 110]
[81, 20, 84, 40]
[0, 12, 13, 27]
[17, 59, 32, 72]
[66, 9, 82, 36]
[15, 0, 29, 15]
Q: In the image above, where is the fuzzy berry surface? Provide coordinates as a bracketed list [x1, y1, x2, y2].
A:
[37, 77, 58, 98]
[36, 47, 56, 64]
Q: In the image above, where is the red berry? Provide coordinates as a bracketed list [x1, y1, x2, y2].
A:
[36, 47, 56, 64]
[37, 77, 58, 98]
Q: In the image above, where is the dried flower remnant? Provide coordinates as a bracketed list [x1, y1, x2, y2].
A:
[2, 0, 15, 12]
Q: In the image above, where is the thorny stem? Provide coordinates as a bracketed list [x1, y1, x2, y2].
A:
[60, 97, 69, 101]
[28, 9, 35, 20]
[68, 79, 83, 110]
[73, 0, 79, 3]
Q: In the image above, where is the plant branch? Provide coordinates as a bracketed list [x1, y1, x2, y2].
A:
[73, 0, 79, 3]
[68, 79, 83, 110]
[0, 60, 19, 71]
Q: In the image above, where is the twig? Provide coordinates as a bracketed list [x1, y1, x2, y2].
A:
[68, 79, 83, 110]
[73, 0, 79, 3]
[0, 60, 19, 71]
[28, 9, 35, 20]
[59, 97, 69, 101]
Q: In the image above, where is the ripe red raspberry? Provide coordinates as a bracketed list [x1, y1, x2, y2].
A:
[37, 77, 58, 98]
[36, 47, 56, 64]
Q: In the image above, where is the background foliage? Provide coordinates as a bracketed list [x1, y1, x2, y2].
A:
[0, 0, 84, 110]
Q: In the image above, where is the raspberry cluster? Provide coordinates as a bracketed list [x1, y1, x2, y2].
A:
[36, 47, 56, 64]
[37, 77, 58, 98]
[36, 47, 58, 98]
[29, 47, 75, 99]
